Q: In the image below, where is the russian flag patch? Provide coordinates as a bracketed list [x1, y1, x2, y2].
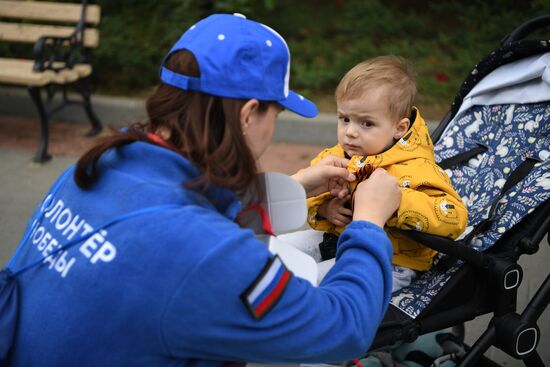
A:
[241, 255, 292, 320]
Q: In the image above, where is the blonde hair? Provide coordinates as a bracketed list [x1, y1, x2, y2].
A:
[335, 55, 417, 120]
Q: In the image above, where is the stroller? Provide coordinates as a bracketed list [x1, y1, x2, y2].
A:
[364, 14, 550, 367]
[245, 15, 549, 367]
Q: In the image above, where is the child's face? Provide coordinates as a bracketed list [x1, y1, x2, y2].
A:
[336, 89, 409, 157]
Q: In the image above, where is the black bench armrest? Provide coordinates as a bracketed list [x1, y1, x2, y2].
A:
[32, 28, 85, 72]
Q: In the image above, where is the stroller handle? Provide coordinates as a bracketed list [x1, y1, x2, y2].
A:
[501, 14, 550, 46]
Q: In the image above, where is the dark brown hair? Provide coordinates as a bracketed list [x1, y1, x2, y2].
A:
[75, 50, 264, 196]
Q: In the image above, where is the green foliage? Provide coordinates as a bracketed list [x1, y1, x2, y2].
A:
[92, 0, 201, 94]
[3, 0, 547, 113]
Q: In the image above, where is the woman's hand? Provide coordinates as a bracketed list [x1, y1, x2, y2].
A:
[291, 156, 355, 198]
[318, 196, 353, 227]
[352, 168, 401, 228]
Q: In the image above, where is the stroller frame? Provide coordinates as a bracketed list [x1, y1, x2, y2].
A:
[370, 15, 550, 367]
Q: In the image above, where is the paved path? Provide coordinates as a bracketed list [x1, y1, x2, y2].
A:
[0, 115, 548, 366]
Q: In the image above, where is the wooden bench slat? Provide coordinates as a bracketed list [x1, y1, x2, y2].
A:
[0, 58, 91, 86]
[0, 22, 99, 48]
[0, 1, 100, 24]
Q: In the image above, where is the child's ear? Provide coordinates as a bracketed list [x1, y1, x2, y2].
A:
[394, 117, 410, 140]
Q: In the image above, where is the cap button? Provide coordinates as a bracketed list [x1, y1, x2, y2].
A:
[233, 13, 247, 19]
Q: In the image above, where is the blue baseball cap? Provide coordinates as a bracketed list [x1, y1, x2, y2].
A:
[160, 13, 318, 118]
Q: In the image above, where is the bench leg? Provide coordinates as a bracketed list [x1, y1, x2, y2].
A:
[76, 77, 102, 137]
[27, 86, 52, 163]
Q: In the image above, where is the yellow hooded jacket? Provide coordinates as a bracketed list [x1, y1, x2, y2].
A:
[307, 108, 468, 271]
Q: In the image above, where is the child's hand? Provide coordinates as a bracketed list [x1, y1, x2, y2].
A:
[318, 196, 353, 227]
[328, 176, 351, 199]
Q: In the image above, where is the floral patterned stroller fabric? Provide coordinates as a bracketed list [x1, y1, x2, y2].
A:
[389, 54, 550, 319]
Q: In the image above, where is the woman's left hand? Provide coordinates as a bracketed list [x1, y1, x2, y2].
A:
[291, 156, 355, 198]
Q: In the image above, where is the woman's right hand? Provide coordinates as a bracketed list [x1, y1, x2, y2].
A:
[291, 155, 355, 198]
[352, 168, 401, 228]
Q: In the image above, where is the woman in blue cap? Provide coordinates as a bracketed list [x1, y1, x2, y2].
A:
[5, 13, 400, 366]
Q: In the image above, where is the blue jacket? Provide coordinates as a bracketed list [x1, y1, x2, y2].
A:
[8, 142, 393, 367]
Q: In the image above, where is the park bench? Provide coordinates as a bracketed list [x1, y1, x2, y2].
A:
[0, 0, 102, 162]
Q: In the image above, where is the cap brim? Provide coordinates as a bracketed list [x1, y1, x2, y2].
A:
[278, 90, 318, 118]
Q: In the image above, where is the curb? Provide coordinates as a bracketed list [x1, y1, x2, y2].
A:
[0, 87, 438, 146]
[0, 87, 146, 128]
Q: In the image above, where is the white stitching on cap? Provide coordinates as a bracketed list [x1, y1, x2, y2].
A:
[259, 24, 290, 98]
[217, 34, 225, 41]
[266, 40, 272, 47]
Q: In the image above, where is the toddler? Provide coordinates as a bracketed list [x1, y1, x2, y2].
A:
[283, 56, 468, 291]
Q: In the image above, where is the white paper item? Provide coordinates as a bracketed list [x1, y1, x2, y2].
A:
[242, 172, 317, 285]
[262, 172, 307, 234]
[267, 236, 318, 286]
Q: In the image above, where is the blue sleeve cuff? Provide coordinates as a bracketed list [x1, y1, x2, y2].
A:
[344, 220, 386, 232]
